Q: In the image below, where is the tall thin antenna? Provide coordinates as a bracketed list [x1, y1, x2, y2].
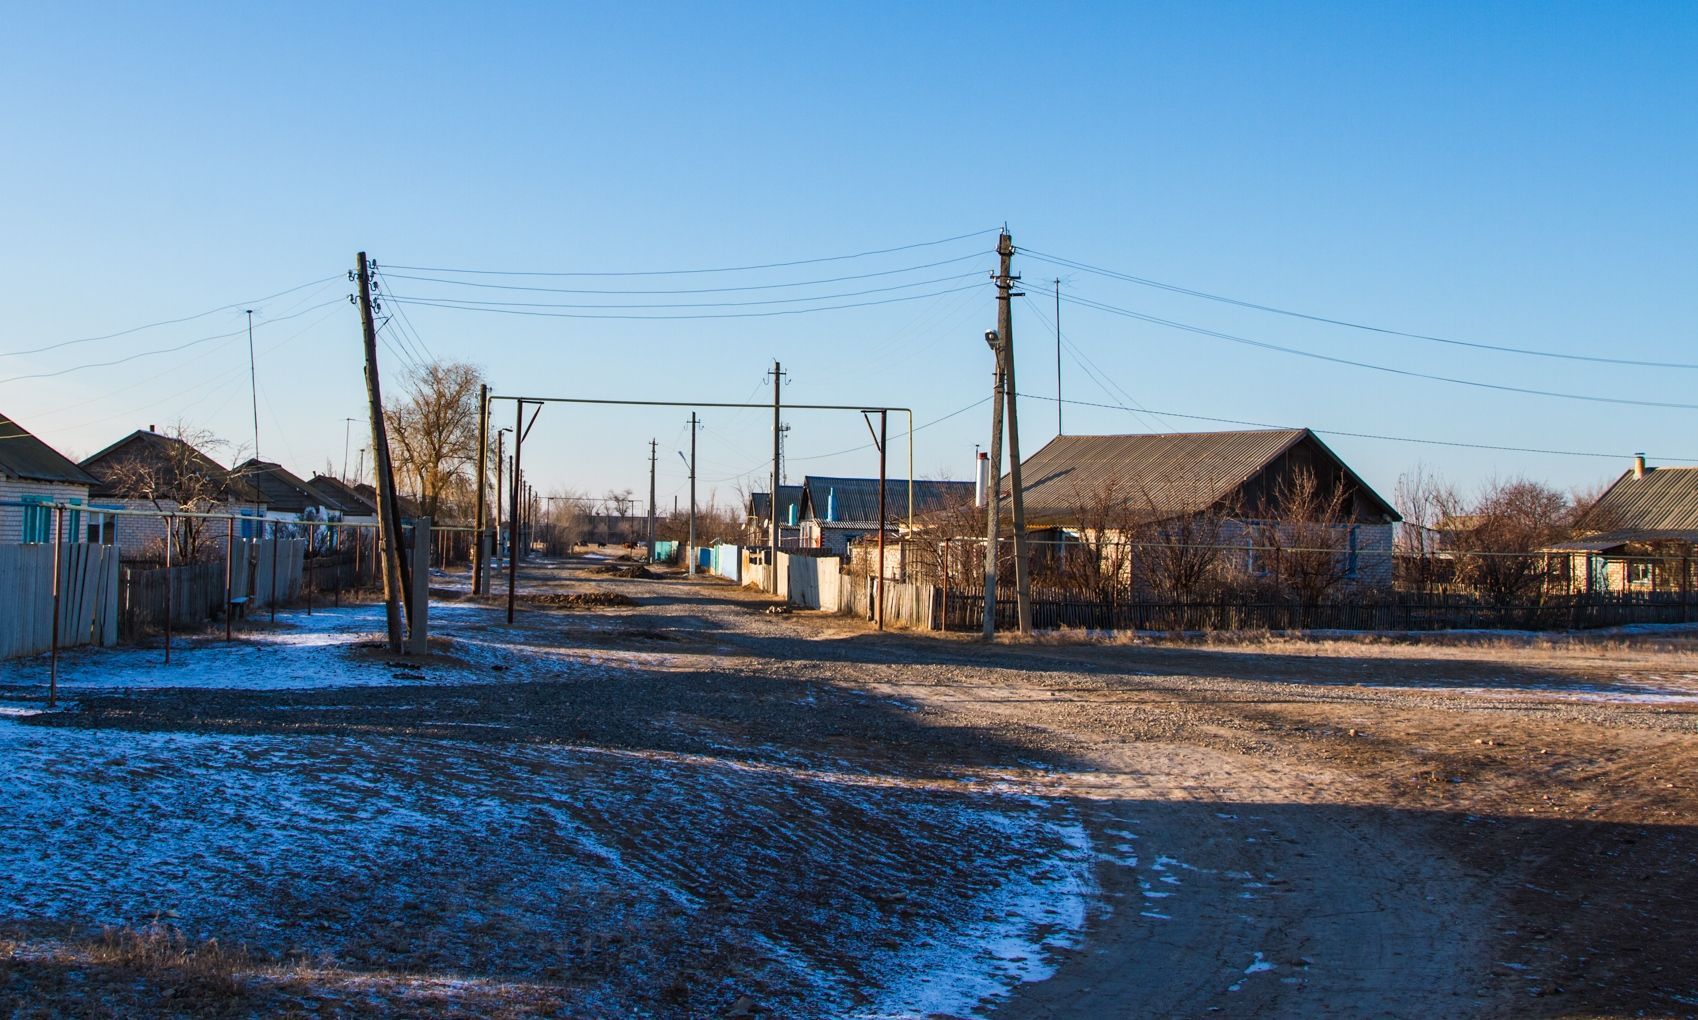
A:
[1054, 278, 1062, 437]
[246, 309, 260, 460]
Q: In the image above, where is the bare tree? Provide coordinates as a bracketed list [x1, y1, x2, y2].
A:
[385, 360, 484, 522]
[1134, 478, 1234, 603]
[1259, 467, 1355, 606]
[1437, 478, 1572, 605]
[96, 421, 235, 562]
[1394, 463, 1447, 592]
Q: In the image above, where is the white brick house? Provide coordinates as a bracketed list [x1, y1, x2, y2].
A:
[0, 412, 98, 545]
[79, 429, 266, 561]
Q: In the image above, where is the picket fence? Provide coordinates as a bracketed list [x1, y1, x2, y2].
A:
[0, 543, 121, 658]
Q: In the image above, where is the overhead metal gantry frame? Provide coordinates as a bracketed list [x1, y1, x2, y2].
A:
[480, 393, 915, 625]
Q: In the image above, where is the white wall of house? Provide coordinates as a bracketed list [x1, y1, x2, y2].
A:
[0, 479, 92, 545]
[99, 498, 268, 560]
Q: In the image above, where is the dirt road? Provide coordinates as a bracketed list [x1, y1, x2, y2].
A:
[3, 554, 1694, 1017]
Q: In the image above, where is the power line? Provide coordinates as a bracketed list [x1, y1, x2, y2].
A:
[372, 267, 438, 366]
[1021, 248, 1698, 371]
[389, 282, 987, 322]
[1020, 392, 1698, 463]
[0, 299, 346, 385]
[1059, 291, 1698, 411]
[1018, 294, 1171, 431]
[385, 271, 984, 311]
[377, 251, 990, 296]
[0, 275, 340, 359]
[386, 229, 999, 278]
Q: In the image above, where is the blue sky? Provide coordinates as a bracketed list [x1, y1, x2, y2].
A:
[2, 3, 1693, 512]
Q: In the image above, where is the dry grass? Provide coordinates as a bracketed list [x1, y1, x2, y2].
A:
[87, 919, 254, 996]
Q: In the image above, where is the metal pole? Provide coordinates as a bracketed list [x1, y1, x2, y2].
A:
[1055, 277, 1063, 437]
[224, 516, 235, 641]
[769, 361, 782, 592]
[164, 513, 173, 664]
[269, 528, 279, 624]
[246, 309, 260, 460]
[306, 524, 314, 616]
[648, 438, 658, 562]
[877, 409, 887, 631]
[49, 505, 62, 708]
[689, 413, 698, 576]
[507, 400, 523, 624]
[473, 385, 489, 594]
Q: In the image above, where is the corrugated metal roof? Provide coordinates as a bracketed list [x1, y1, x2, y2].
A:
[231, 460, 334, 514]
[1004, 428, 1398, 526]
[799, 476, 974, 524]
[1580, 467, 1698, 532]
[80, 430, 265, 503]
[1548, 527, 1698, 552]
[749, 486, 804, 522]
[0, 412, 100, 486]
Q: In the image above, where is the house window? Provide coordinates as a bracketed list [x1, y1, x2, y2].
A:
[1629, 561, 1652, 586]
[1346, 525, 1359, 579]
[20, 495, 51, 544]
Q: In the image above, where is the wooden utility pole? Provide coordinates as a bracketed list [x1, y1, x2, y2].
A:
[768, 360, 784, 592]
[472, 384, 489, 594]
[982, 337, 1006, 639]
[997, 231, 1034, 635]
[647, 438, 658, 562]
[356, 251, 406, 652]
[1055, 277, 1063, 437]
[688, 412, 699, 575]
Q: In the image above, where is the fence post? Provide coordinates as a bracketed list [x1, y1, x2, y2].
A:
[306, 525, 314, 616]
[224, 516, 235, 641]
[269, 528, 279, 624]
[409, 517, 431, 656]
[164, 513, 173, 665]
[49, 505, 63, 708]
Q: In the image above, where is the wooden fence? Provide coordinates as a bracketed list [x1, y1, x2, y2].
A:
[839, 574, 938, 630]
[936, 591, 1698, 633]
[0, 543, 120, 659]
[117, 537, 306, 639]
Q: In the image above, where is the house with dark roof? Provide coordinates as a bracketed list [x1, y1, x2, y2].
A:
[1547, 455, 1698, 594]
[0, 412, 100, 545]
[746, 485, 804, 548]
[232, 460, 342, 525]
[307, 475, 379, 522]
[79, 428, 267, 558]
[1005, 429, 1400, 588]
[797, 476, 975, 555]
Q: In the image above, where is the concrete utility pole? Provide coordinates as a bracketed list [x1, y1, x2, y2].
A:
[982, 330, 1006, 639]
[647, 438, 658, 562]
[355, 253, 405, 652]
[472, 385, 489, 594]
[997, 231, 1034, 635]
[768, 360, 785, 592]
[688, 412, 699, 575]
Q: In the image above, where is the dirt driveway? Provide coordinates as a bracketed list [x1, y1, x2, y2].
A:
[2, 554, 1695, 1017]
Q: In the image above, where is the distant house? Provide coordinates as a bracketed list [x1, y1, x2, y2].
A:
[0, 412, 100, 545]
[79, 428, 266, 560]
[1006, 429, 1401, 588]
[1548, 455, 1698, 595]
[231, 460, 343, 528]
[307, 475, 379, 523]
[353, 483, 420, 522]
[798, 476, 975, 555]
[747, 485, 804, 549]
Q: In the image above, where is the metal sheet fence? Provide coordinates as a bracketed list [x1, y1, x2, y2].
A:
[0, 543, 120, 658]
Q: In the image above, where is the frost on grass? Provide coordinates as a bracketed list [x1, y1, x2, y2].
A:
[0, 718, 1091, 1017]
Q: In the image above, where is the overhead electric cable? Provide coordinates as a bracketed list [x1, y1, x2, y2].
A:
[385, 229, 998, 277]
[1022, 248, 1698, 370]
[1061, 291, 1698, 411]
[386, 271, 983, 311]
[0, 275, 341, 359]
[389, 283, 985, 321]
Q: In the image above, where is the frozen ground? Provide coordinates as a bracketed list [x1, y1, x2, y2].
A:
[0, 594, 1096, 1017]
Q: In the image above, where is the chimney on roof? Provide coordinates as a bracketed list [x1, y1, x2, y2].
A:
[1634, 452, 1647, 479]
[148, 424, 156, 433]
[975, 451, 990, 508]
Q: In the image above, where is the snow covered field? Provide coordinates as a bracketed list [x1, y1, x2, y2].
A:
[0, 599, 1096, 1017]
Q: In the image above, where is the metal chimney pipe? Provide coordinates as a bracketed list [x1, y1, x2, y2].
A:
[975, 451, 990, 508]
[1634, 453, 1647, 479]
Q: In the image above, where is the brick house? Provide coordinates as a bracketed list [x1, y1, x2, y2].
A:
[0, 412, 99, 545]
[79, 428, 266, 561]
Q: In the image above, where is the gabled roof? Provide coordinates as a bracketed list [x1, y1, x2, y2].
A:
[307, 475, 378, 516]
[1578, 466, 1698, 534]
[80, 430, 264, 503]
[799, 476, 974, 524]
[1006, 428, 1398, 526]
[231, 460, 335, 514]
[353, 482, 421, 519]
[749, 485, 804, 522]
[0, 412, 99, 486]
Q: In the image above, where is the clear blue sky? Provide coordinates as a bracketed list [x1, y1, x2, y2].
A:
[2, 3, 1693, 513]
